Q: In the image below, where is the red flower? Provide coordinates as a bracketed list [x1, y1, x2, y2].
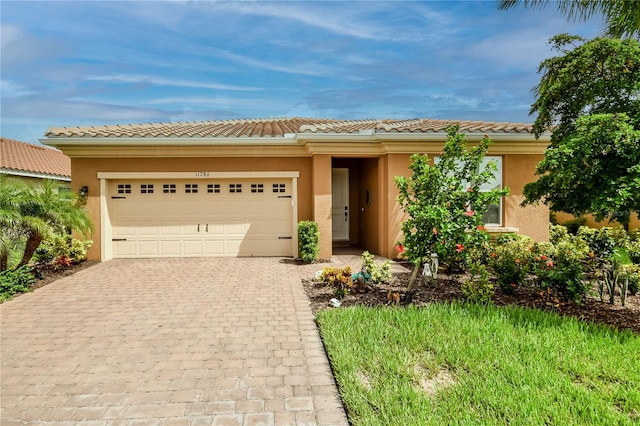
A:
[467, 187, 474, 192]
[396, 244, 405, 254]
[455, 243, 464, 253]
[465, 210, 475, 217]
[541, 255, 548, 261]
[547, 260, 554, 268]
[477, 225, 486, 231]
[490, 252, 496, 258]
[515, 259, 520, 264]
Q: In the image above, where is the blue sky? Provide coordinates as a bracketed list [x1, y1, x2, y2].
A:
[1, 1, 601, 145]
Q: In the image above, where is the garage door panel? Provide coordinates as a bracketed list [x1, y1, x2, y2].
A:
[109, 178, 294, 258]
[183, 239, 203, 256]
[159, 223, 180, 236]
[138, 241, 160, 257]
[204, 240, 225, 256]
[113, 241, 136, 257]
[160, 240, 181, 256]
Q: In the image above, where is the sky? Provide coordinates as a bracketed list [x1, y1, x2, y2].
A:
[1, 0, 602, 145]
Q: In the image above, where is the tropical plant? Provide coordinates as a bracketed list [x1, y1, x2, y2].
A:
[0, 175, 25, 271]
[0, 177, 92, 271]
[520, 36, 640, 229]
[499, 0, 640, 39]
[0, 265, 35, 302]
[318, 266, 353, 299]
[395, 125, 509, 289]
[360, 251, 391, 284]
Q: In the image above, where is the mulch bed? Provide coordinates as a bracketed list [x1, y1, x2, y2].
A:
[303, 265, 640, 335]
[29, 260, 100, 291]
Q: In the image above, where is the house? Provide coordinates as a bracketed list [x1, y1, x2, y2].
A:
[1, 137, 71, 184]
[42, 117, 550, 261]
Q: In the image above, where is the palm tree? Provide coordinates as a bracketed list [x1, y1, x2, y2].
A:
[16, 179, 92, 267]
[0, 177, 92, 270]
[499, 0, 640, 39]
[0, 175, 26, 271]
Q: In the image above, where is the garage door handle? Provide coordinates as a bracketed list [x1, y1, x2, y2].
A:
[197, 224, 200, 232]
[206, 224, 208, 232]
[112, 238, 127, 241]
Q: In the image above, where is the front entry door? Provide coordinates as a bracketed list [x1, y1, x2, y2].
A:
[332, 168, 349, 240]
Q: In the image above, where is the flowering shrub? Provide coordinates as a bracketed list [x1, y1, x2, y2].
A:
[532, 240, 587, 302]
[318, 266, 353, 298]
[395, 125, 508, 280]
[489, 234, 533, 294]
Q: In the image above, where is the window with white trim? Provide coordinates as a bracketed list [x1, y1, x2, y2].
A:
[434, 156, 503, 226]
[478, 157, 503, 226]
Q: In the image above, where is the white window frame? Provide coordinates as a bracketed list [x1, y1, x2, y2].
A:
[434, 156, 503, 226]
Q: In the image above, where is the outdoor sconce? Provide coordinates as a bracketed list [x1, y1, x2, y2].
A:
[79, 186, 88, 198]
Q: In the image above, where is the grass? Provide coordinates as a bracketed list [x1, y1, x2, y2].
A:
[316, 303, 640, 425]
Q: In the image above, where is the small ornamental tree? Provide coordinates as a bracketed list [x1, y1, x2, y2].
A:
[395, 125, 509, 290]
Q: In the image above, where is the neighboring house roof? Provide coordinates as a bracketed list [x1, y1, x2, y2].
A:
[45, 117, 534, 139]
[1, 137, 71, 181]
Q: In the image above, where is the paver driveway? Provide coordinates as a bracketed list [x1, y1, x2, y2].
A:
[1, 258, 348, 425]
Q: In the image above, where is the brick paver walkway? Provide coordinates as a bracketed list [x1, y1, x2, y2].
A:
[1, 258, 348, 425]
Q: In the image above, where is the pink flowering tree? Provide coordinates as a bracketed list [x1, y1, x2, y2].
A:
[395, 125, 509, 289]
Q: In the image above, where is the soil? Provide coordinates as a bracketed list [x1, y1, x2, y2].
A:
[29, 260, 100, 291]
[303, 262, 640, 335]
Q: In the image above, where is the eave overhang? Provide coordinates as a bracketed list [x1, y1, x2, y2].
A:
[41, 130, 551, 158]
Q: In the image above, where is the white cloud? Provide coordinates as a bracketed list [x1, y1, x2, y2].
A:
[0, 79, 35, 97]
[211, 2, 397, 41]
[84, 74, 261, 92]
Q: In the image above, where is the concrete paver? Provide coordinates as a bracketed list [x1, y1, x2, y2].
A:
[1, 258, 348, 425]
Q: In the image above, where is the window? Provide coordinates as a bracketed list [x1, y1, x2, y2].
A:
[141, 184, 154, 194]
[207, 184, 220, 194]
[229, 184, 242, 193]
[273, 183, 286, 193]
[477, 157, 503, 226]
[163, 184, 176, 194]
[117, 184, 131, 194]
[434, 156, 503, 226]
[185, 184, 198, 194]
[251, 183, 264, 193]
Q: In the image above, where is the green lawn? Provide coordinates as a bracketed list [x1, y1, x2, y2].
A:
[316, 303, 640, 425]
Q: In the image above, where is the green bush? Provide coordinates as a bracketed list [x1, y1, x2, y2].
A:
[0, 266, 35, 302]
[297, 221, 319, 263]
[33, 234, 93, 265]
[489, 234, 533, 294]
[533, 240, 587, 302]
[577, 226, 615, 260]
[462, 263, 494, 304]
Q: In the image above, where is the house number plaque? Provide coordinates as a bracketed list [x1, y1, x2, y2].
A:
[195, 172, 210, 177]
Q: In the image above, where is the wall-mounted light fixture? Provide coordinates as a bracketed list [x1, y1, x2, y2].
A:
[79, 186, 88, 198]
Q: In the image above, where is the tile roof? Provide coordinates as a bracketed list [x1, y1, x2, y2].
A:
[45, 117, 534, 139]
[1, 137, 71, 178]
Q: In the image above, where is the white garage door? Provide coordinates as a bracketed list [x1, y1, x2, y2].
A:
[108, 178, 294, 258]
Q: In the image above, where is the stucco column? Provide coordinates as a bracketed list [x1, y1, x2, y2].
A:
[381, 153, 412, 259]
[312, 154, 332, 259]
